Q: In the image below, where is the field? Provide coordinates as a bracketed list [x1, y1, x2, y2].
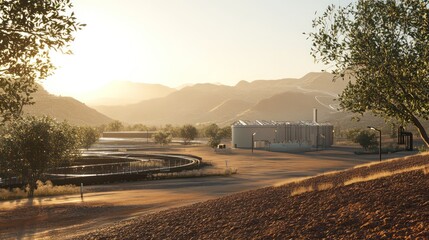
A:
[0, 143, 423, 239]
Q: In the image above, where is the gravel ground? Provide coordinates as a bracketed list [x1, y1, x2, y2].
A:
[78, 154, 429, 239]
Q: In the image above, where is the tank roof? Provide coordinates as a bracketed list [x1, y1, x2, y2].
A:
[232, 120, 332, 126]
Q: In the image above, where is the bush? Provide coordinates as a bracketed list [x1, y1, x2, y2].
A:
[0, 180, 79, 200]
[354, 130, 378, 151]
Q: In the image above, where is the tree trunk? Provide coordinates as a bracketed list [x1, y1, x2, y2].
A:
[27, 178, 36, 198]
[410, 115, 429, 147]
[27, 172, 38, 198]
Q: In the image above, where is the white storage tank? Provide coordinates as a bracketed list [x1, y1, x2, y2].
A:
[231, 120, 333, 151]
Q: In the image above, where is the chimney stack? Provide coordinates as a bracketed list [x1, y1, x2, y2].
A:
[313, 108, 318, 123]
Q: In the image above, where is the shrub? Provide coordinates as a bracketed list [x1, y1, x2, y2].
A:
[353, 130, 378, 151]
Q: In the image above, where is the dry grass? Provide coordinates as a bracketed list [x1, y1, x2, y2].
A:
[345, 165, 429, 186]
[351, 152, 429, 170]
[285, 153, 429, 197]
[423, 166, 429, 175]
[317, 182, 334, 191]
[33, 180, 80, 197]
[289, 182, 333, 197]
[0, 187, 27, 200]
[0, 180, 80, 200]
[273, 177, 311, 187]
[290, 185, 314, 196]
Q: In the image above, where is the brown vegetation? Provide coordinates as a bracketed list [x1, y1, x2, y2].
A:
[79, 154, 429, 239]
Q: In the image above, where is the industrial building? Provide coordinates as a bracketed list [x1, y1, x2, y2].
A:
[231, 119, 334, 152]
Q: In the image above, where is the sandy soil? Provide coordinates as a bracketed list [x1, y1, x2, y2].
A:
[0, 144, 418, 239]
[79, 154, 429, 239]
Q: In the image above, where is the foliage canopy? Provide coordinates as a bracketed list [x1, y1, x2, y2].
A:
[179, 124, 198, 145]
[204, 124, 230, 148]
[153, 130, 172, 146]
[309, 0, 429, 146]
[0, 0, 84, 122]
[78, 126, 100, 149]
[0, 116, 81, 197]
[353, 130, 378, 151]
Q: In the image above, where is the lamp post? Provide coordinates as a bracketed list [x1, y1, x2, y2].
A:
[252, 132, 256, 153]
[368, 126, 382, 162]
[274, 130, 277, 143]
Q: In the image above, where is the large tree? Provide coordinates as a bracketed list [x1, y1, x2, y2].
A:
[179, 124, 198, 145]
[0, 116, 81, 197]
[309, 0, 429, 146]
[0, 0, 84, 122]
[204, 124, 229, 149]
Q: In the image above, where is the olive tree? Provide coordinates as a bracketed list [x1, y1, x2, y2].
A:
[204, 124, 229, 149]
[0, 0, 84, 122]
[78, 126, 100, 150]
[153, 131, 172, 146]
[309, 0, 429, 146]
[106, 120, 124, 132]
[179, 124, 198, 145]
[0, 116, 80, 197]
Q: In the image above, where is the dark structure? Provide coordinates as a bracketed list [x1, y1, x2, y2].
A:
[398, 126, 413, 151]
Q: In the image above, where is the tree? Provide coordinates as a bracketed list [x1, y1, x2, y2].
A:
[179, 124, 198, 145]
[204, 124, 226, 148]
[127, 123, 148, 131]
[153, 131, 172, 146]
[219, 126, 232, 139]
[345, 129, 361, 142]
[0, 0, 84, 122]
[309, 0, 429, 146]
[0, 116, 80, 197]
[353, 130, 378, 151]
[106, 120, 124, 132]
[78, 126, 100, 150]
[164, 124, 180, 137]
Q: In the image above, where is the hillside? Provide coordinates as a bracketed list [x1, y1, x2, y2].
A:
[94, 72, 350, 125]
[83, 81, 176, 106]
[80, 154, 429, 239]
[23, 85, 113, 126]
[237, 91, 338, 122]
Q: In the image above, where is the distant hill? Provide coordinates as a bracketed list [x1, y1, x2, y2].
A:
[236, 91, 338, 122]
[23, 85, 113, 126]
[93, 72, 353, 125]
[83, 81, 176, 106]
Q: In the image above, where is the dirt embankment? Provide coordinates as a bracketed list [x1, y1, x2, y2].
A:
[78, 154, 429, 239]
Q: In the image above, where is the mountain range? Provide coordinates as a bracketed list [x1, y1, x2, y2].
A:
[82, 81, 175, 106]
[93, 72, 352, 126]
[23, 85, 113, 126]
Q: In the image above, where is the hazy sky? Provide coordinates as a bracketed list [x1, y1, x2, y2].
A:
[43, 0, 354, 100]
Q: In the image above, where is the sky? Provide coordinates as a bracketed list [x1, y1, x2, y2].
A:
[43, 0, 354, 101]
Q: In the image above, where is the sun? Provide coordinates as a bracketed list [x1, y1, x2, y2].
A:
[43, 14, 140, 101]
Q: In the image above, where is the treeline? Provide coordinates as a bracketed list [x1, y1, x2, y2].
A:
[100, 120, 232, 147]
